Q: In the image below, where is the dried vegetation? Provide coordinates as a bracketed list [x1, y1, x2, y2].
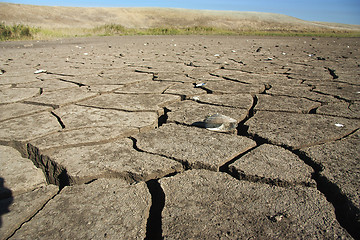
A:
[1, 2, 359, 40]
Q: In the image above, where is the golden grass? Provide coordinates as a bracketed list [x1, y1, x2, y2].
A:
[2, 23, 360, 41]
[1, 2, 360, 41]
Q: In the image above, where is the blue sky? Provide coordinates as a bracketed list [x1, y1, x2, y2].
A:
[4, 0, 360, 24]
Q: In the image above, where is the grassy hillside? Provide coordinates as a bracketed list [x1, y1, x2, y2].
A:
[1, 2, 360, 40]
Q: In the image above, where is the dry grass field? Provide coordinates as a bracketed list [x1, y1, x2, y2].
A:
[1, 2, 360, 40]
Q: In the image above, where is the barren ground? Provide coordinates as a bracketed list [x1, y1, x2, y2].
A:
[0, 35, 359, 239]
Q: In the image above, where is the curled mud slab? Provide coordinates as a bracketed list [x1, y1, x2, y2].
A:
[0, 36, 359, 239]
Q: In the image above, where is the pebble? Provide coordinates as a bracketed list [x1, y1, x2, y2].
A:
[34, 69, 47, 74]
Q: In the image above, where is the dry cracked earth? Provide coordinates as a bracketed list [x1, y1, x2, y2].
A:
[0, 35, 359, 239]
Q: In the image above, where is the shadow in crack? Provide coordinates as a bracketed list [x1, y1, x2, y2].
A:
[0, 177, 13, 228]
[316, 174, 360, 239]
[191, 121, 206, 128]
[145, 179, 165, 240]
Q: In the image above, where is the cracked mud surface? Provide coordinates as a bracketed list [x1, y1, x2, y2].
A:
[0, 36, 359, 239]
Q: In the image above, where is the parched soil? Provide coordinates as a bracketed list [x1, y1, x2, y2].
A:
[0, 35, 359, 239]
